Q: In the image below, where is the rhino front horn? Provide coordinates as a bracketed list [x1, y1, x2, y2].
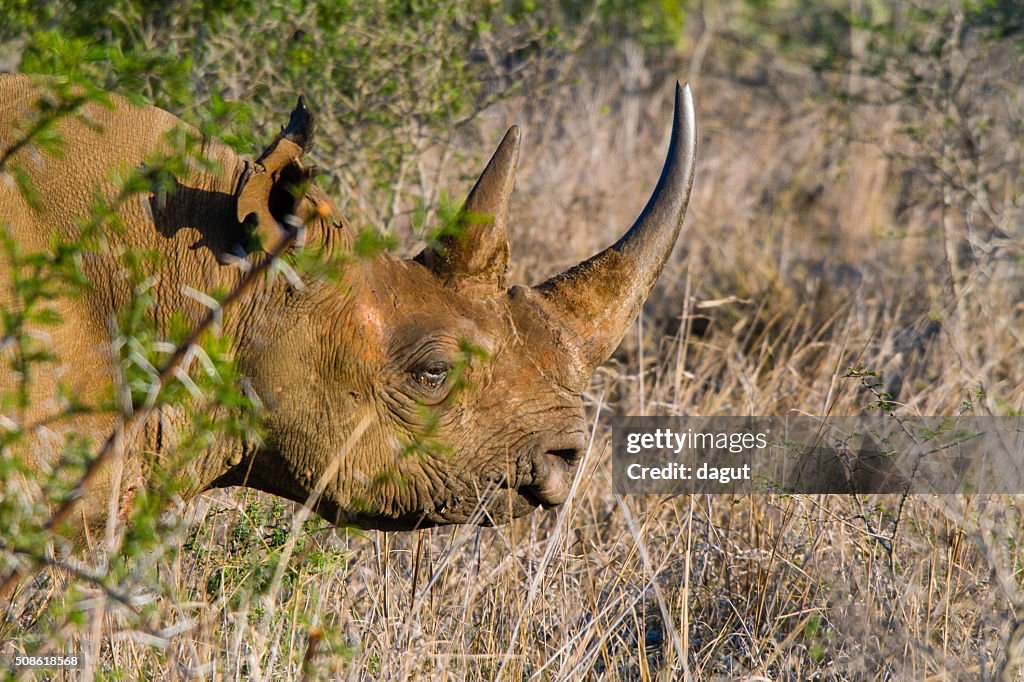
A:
[535, 81, 696, 380]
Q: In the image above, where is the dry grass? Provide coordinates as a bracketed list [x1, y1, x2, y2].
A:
[5, 19, 1024, 682]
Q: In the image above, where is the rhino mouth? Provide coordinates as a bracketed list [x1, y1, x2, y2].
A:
[430, 444, 583, 526]
[324, 441, 584, 531]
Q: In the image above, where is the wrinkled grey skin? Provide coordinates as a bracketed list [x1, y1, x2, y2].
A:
[0, 74, 695, 533]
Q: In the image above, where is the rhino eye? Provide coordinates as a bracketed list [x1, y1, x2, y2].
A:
[411, 362, 450, 391]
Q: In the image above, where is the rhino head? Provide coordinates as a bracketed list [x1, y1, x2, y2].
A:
[207, 83, 696, 530]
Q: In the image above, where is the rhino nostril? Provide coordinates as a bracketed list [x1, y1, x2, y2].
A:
[547, 448, 581, 464]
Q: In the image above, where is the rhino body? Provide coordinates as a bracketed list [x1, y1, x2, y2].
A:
[0, 73, 695, 533]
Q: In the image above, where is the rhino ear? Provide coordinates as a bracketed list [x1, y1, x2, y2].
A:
[235, 96, 317, 252]
[416, 126, 519, 291]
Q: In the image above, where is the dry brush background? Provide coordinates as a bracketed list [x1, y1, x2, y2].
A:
[3, 1, 1024, 679]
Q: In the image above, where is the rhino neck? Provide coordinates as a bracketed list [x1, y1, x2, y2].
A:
[117, 143, 259, 498]
[129, 147, 355, 503]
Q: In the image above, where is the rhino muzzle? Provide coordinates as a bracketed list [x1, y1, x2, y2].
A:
[524, 449, 576, 507]
[520, 439, 586, 508]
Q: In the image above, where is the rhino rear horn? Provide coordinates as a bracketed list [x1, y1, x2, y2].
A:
[535, 82, 696, 380]
[235, 96, 317, 252]
[417, 126, 520, 291]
